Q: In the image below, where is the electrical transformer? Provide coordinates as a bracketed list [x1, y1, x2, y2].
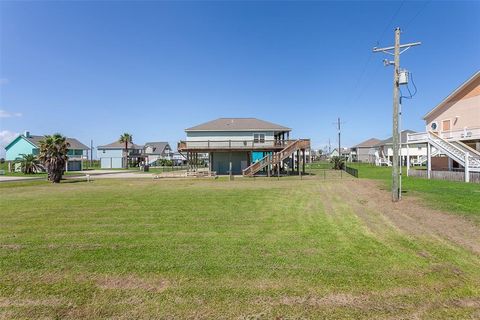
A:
[399, 70, 409, 85]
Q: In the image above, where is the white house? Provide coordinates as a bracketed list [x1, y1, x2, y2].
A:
[374, 130, 428, 167]
[144, 142, 173, 165]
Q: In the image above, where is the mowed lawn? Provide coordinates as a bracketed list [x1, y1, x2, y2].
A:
[1, 175, 480, 319]
[347, 163, 480, 221]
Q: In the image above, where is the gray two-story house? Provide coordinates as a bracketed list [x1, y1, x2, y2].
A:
[178, 118, 310, 176]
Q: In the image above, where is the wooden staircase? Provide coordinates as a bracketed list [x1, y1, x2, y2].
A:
[242, 139, 310, 177]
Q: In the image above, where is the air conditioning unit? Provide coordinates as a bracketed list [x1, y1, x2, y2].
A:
[430, 121, 438, 131]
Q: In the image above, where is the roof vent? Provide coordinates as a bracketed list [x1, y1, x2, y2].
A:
[24, 131, 30, 138]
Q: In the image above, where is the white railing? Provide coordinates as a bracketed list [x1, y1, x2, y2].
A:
[407, 132, 429, 143]
[408, 127, 480, 143]
[178, 139, 294, 150]
[438, 126, 480, 140]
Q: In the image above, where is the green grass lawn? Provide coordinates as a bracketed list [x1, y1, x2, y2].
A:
[1, 177, 479, 318]
[348, 163, 480, 221]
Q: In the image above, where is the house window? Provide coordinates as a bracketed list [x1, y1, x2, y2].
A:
[254, 133, 265, 143]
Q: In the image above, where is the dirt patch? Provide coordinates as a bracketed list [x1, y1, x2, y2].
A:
[337, 179, 480, 255]
[0, 297, 65, 307]
[95, 275, 169, 292]
[0, 244, 22, 250]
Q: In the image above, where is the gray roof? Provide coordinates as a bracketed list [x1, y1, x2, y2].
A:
[353, 138, 382, 148]
[97, 141, 143, 150]
[144, 142, 170, 155]
[26, 135, 89, 150]
[185, 118, 291, 132]
[378, 130, 417, 145]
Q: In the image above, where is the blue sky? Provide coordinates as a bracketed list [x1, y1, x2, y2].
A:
[0, 1, 479, 156]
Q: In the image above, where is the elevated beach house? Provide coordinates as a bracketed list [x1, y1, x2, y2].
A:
[407, 70, 480, 181]
[5, 131, 89, 171]
[350, 138, 381, 163]
[374, 130, 427, 166]
[178, 118, 310, 176]
[97, 140, 144, 169]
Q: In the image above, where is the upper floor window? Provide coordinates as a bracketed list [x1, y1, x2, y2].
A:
[254, 133, 265, 143]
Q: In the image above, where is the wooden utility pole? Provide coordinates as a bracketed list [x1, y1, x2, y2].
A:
[373, 27, 421, 202]
[391, 28, 401, 202]
[337, 117, 341, 159]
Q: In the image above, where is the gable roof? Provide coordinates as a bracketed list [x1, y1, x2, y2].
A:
[185, 118, 291, 132]
[144, 142, 170, 155]
[353, 138, 381, 148]
[5, 134, 89, 150]
[97, 141, 143, 150]
[423, 70, 480, 120]
[377, 130, 417, 145]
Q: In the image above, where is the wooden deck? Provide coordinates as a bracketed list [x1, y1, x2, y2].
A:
[177, 139, 306, 152]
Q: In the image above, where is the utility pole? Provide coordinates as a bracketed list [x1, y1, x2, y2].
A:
[337, 117, 341, 158]
[373, 27, 421, 202]
[90, 139, 93, 168]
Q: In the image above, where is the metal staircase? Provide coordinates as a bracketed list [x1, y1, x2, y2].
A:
[427, 132, 480, 172]
[242, 139, 310, 177]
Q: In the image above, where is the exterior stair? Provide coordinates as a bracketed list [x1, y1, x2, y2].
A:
[242, 139, 310, 177]
[427, 132, 480, 172]
[411, 148, 439, 166]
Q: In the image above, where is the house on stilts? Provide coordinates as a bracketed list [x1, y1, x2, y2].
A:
[177, 118, 310, 176]
[406, 71, 480, 182]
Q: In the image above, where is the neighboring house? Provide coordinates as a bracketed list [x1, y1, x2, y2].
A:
[350, 138, 381, 163]
[5, 131, 89, 171]
[374, 130, 427, 166]
[178, 118, 310, 175]
[144, 142, 173, 165]
[97, 141, 144, 169]
[329, 148, 352, 161]
[407, 71, 480, 178]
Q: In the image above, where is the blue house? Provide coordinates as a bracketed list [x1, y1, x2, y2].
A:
[5, 131, 89, 171]
[97, 140, 144, 169]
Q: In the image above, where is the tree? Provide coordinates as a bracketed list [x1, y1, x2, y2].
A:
[39, 134, 69, 183]
[119, 133, 133, 169]
[16, 154, 44, 174]
[330, 156, 345, 170]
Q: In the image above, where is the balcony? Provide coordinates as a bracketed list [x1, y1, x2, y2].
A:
[177, 139, 299, 151]
[408, 127, 480, 143]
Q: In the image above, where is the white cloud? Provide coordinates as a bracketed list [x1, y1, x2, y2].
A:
[0, 130, 19, 157]
[0, 110, 22, 118]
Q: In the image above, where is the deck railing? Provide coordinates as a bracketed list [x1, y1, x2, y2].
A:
[178, 139, 300, 150]
[407, 126, 480, 143]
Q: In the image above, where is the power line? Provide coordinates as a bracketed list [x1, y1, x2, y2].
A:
[404, 0, 431, 31]
[377, 0, 407, 45]
[347, 0, 406, 105]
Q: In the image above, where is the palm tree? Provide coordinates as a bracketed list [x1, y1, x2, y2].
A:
[330, 156, 345, 170]
[15, 154, 44, 174]
[119, 133, 133, 169]
[39, 134, 70, 183]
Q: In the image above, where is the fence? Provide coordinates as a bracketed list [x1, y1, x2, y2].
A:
[344, 166, 358, 178]
[408, 169, 480, 183]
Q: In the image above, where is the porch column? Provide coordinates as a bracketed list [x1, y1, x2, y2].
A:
[427, 142, 431, 179]
[297, 149, 301, 176]
[465, 152, 470, 183]
[302, 149, 306, 174]
[209, 153, 213, 173]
